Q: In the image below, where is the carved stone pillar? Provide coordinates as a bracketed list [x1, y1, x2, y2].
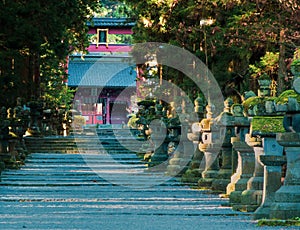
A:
[270, 133, 300, 219]
[233, 135, 263, 212]
[253, 138, 285, 219]
[198, 143, 221, 188]
[227, 140, 255, 205]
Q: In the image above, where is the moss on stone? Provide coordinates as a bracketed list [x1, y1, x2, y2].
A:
[275, 89, 300, 104]
[243, 96, 261, 109]
[242, 96, 276, 113]
[251, 116, 285, 135]
[257, 218, 300, 227]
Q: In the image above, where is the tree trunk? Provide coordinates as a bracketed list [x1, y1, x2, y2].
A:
[277, 29, 287, 95]
[30, 52, 41, 100]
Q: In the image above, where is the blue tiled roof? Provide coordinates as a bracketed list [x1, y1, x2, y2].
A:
[87, 17, 135, 28]
[68, 57, 136, 87]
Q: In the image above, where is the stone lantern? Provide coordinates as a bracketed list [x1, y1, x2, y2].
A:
[41, 108, 53, 136]
[234, 113, 285, 212]
[247, 99, 286, 219]
[269, 78, 300, 219]
[211, 98, 236, 192]
[194, 94, 205, 119]
[0, 106, 19, 169]
[257, 73, 271, 97]
[0, 107, 8, 171]
[0, 107, 10, 155]
[226, 104, 254, 206]
[253, 137, 285, 219]
[232, 77, 286, 212]
[232, 133, 264, 212]
[148, 118, 169, 168]
[26, 99, 43, 136]
[182, 95, 206, 184]
[166, 114, 182, 176]
[197, 103, 222, 188]
[136, 99, 156, 141]
[12, 101, 26, 138]
[167, 96, 195, 177]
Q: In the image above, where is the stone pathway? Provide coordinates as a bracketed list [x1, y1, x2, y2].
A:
[0, 150, 293, 229]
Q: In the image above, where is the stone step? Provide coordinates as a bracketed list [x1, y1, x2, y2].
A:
[0, 178, 182, 187]
[25, 153, 142, 158]
[25, 146, 142, 149]
[0, 172, 177, 180]
[0, 198, 240, 216]
[25, 145, 143, 149]
[21, 158, 143, 164]
[0, 152, 177, 188]
[0, 199, 233, 213]
[25, 142, 143, 148]
[24, 135, 145, 154]
[95, 127, 140, 136]
[0, 185, 203, 195]
[24, 136, 143, 143]
[23, 149, 140, 154]
[24, 141, 143, 147]
[25, 144, 142, 148]
[22, 154, 144, 162]
[24, 148, 143, 154]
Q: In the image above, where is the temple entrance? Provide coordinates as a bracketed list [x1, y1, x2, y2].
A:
[109, 101, 128, 124]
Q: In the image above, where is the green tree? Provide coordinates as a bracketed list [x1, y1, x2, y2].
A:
[122, 0, 300, 98]
[222, 0, 299, 94]
[96, 0, 132, 17]
[0, 0, 101, 107]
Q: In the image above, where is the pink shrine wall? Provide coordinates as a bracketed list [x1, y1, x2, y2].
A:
[88, 28, 133, 35]
[75, 24, 135, 125]
[86, 27, 133, 53]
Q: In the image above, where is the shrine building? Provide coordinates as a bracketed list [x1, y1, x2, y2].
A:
[67, 17, 137, 125]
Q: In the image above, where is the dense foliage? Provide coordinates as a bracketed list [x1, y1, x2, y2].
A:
[122, 0, 300, 101]
[0, 0, 101, 108]
[0, 0, 299, 108]
[96, 0, 131, 17]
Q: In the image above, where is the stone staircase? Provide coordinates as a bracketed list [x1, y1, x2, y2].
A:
[0, 126, 253, 229]
[21, 127, 175, 188]
[24, 127, 143, 154]
[0, 152, 179, 188]
[0, 149, 251, 229]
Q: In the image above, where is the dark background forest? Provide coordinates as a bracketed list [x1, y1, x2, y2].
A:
[0, 0, 299, 108]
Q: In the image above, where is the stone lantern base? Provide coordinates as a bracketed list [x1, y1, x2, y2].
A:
[269, 133, 300, 219]
[198, 143, 221, 188]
